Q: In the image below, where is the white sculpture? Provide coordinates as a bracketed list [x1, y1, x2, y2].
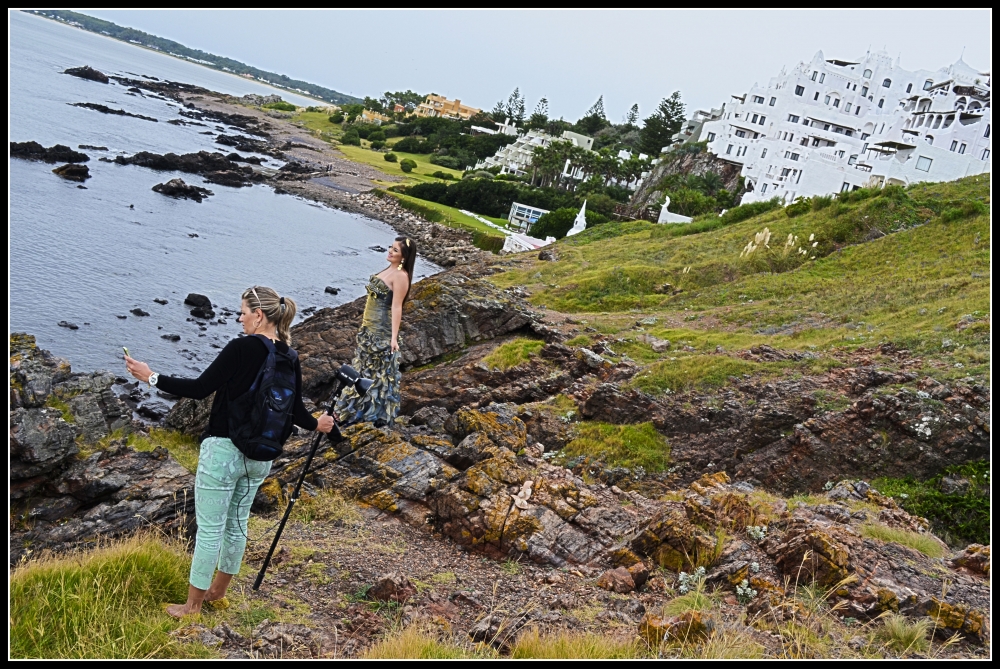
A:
[566, 200, 588, 236]
[657, 195, 692, 224]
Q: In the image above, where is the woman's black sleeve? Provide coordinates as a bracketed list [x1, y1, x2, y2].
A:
[292, 360, 319, 431]
[155, 339, 241, 399]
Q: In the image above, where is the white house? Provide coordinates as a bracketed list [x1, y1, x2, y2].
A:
[687, 50, 990, 204]
[475, 128, 595, 180]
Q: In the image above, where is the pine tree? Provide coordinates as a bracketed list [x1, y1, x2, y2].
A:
[506, 87, 521, 120]
[491, 100, 506, 122]
[534, 97, 549, 117]
[639, 91, 686, 156]
[586, 95, 607, 120]
[624, 103, 639, 129]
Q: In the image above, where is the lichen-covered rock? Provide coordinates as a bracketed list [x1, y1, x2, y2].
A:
[596, 566, 635, 593]
[949, 544, 990, 577]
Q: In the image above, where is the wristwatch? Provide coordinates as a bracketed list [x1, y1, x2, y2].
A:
[148, 372, 159, 387]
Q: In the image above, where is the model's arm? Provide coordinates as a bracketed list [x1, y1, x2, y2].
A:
[390, 275, 407, 352]
[125, 339, 241, 399]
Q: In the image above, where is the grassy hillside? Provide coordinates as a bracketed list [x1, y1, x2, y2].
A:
[493, 175, 990, 383]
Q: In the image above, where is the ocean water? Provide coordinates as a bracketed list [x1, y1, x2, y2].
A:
[9, 11, 434, 378]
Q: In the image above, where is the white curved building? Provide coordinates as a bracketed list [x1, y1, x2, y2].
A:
[693, 50, 990, 204]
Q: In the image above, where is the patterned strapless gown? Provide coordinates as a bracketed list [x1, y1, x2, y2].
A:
[335, 274, 401, 426]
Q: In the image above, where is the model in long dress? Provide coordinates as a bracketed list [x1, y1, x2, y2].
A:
[335, 273, 402, 426]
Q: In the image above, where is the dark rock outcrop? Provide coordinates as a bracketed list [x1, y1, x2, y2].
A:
[52, 163, 91, 181]
[63, 65, 109, 83]
[11, 141, 89, 163]
[114, 150, 264, 187]
[629, 148, 745, 212]
[184, 293, 212, 308]
[152, 178, 214, 202]
[70, 102, 158, 122]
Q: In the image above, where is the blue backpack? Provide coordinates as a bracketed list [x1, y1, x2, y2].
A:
[228, 334, 299, 461]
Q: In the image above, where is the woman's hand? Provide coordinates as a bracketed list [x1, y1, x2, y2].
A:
[316, 414, 335, 434]
[390, 337, 399, 353]
[124, 354, 153, 383]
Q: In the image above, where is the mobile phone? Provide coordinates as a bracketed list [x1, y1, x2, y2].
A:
[123, 346, 130, 358]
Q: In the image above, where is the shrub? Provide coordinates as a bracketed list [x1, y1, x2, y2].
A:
[872, 460, 989, 546]
[666, 187, 718, 217]
[784, 198, 812, 218]
[718, 197, 782, 225]
[388, 194, 444, 222]
[430, 154, 464, 170]
[367, 130, 386, 143]
[264, 100, 297, 112]
[370, 140, 386, 150]
[328, 112, 344, 124]
[811, 194, 833, 210]
[363, 625, 469, 659]
[341, 130, 361, 146]
[529, 207, 606, 239]
[511, 628, 641, 659]
[384, 152, 397, 162]
[940, 199, 988, 222]
[399, 158, 417, 173]
[431, 170, 453, 180]
[393, 137, 433, 153]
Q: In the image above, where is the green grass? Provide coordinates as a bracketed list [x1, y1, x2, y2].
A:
[562, 422, 670, 472]
[872, 460, 990, 546]
[511, 627, 644, 659]
[383, 190, 507, 236]
[491, 175, 990, 373]
[630, 354, 779, 396]
[363, 625, 472, 659]
[481, 338, 545, 371]
[662, 589, 714, 616]
[876, 613, 931, 655]
[336, 143, 463, 185]
[127, 428, 201, 473]
[860, 523, 946, 558]
[10, 534, 215, 659]
[45, 395, 76, 423]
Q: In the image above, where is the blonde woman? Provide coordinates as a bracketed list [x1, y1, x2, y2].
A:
[335, 236, 416, 427]
[125, 285, 334, 618]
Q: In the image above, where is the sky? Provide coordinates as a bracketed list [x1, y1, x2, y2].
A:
[84, 10, 991, 123]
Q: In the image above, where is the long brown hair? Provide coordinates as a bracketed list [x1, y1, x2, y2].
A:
[241, 285, 297, 346]
[395, 236, 417, 301]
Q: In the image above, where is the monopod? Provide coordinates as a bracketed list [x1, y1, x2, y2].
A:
[253, 364, 373, 590]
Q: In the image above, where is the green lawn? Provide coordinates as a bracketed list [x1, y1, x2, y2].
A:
[386, 191, 507, 236]
[492, 175, 991, 381]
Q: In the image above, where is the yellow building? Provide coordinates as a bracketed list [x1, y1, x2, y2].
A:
[414, 94, 481, 121]
[359, 108, 392, 125]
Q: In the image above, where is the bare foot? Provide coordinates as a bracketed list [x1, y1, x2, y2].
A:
[166, 603, 200, 619]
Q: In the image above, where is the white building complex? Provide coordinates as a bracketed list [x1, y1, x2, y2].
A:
[475, 129, 595, 179]
[686, 50, 990, 204]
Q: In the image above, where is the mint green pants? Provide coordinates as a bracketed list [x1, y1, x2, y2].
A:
[190, 437, 271, 590]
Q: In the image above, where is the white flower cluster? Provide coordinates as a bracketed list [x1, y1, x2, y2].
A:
[736, 579, 758, 605]
[746, 525, 768, 543]
[677, 566, 706, 594]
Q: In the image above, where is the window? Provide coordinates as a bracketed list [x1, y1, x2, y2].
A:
[736, 129, 746, 138]
[925, 136, 933, 145]
[848, 155, 857, 165]
[760, 183, 767, 194]
[814, 92, 820, 101]
[959, 143, 966, 155]
[819, 73, 826, 83]
[906, 83, 912, 93]
[769, 96, 776, 106]
[790, 153, 800, 161]
[950, 140, 958, 152]
[882, 78, 892, 88]
[706, 132, 716, 141]
[753, 95, 765, 104]
[833, 126, 844, 134]
[861, 132, 870, 140]
[759, 116, 766, 126]
[751, 113, 758, 123]
[787, 134, 794, 142]
[855, 107, 861, 115]
[761, 148, 767, 158]
[841, 182, 851, 192]
[726, 144, 733, 154]
[868, 95, 873, 101]
[862, 142, 868, 152]
[863, 68, 873, 78]
[781, 167, 791, 177]
[788, 114, 800, 123]
[833, 98, 840, 108]
[825, 95, 831, 105]
[836, 150, 845, 158]
[878, 99, 884, 108]
[795, 85, 805, 96]
[915, 156, 932, 172]
[985, 124, 991, 138]
[784, 151, 791, 158]
[983, 149, 991, 161]
[845, 130, 853, 137]
[861, 86, 868, 97]
[811, 71, 818, 81]
[803, 118, 809, 125]
[823, 124, 831, 131]
[923, 80, 933, 90]
[801, 138, 809, 146]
